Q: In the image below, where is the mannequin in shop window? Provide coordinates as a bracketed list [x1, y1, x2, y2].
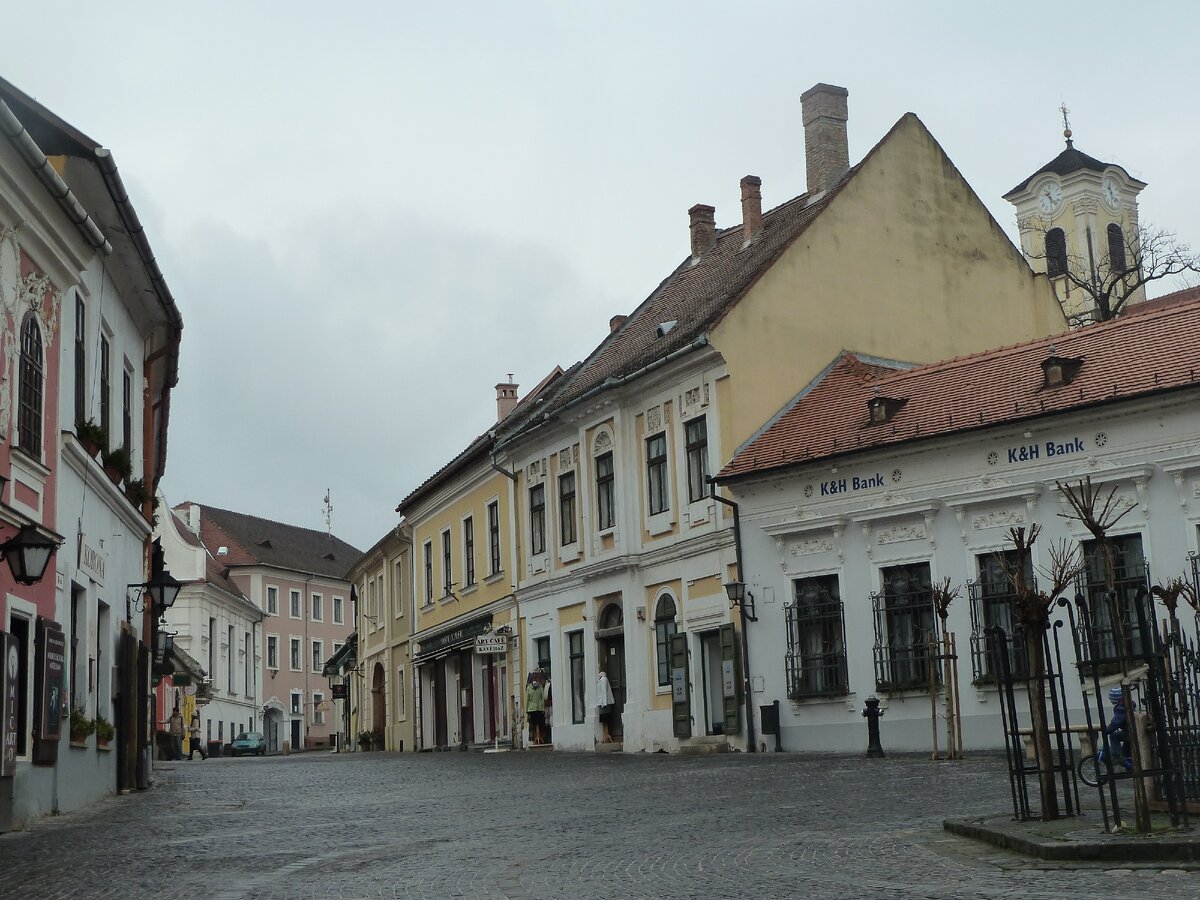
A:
[525, 670, 547, 745]
[597, 668, 615, 742]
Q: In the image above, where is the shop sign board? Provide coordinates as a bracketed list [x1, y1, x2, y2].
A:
[38, 623, 65, 742]
[474, 634, 508, 655]
[331, 683, 348, 700]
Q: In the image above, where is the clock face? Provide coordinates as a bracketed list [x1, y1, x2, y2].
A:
[1038, 182, 1062, 214]
[1102, 177, 1121, 209]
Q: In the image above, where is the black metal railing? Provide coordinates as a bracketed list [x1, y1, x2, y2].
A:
[785, 579, 849, 699]
[872, 565, 938, 692]
[1075, 540, 1151, 668]
[967, 573, 1032, 683]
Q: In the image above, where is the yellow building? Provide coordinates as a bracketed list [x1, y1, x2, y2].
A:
[489, 83, 1067, 753]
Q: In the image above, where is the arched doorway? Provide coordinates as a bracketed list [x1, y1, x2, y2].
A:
[372, 662, 386, 748]
[596, 602, 626, 741]
[263, 701, 285, 753]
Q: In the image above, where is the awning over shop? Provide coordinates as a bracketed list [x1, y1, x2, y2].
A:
[167, 644, 206, 687]
[323, 631, 357, 677]
[412, 614, 494, 663]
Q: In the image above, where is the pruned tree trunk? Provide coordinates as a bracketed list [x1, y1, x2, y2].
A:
[1025, 634, 1059, 820]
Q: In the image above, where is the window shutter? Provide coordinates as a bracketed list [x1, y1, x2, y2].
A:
[669, 632, 691, 738]
[720, 623, 741, 734]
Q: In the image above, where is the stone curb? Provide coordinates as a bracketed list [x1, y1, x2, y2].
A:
[944, 815, 1200, 862]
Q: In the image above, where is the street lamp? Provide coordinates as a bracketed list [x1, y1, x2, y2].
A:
[1, 523, 58, 586]
[724, 580, 758, 622]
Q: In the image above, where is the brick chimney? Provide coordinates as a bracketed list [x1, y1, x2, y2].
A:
[689, 204, 716, 258]
[609, 314, 627, 333]
[495, 377, 519, 420]
[740, 176, 762, 242]
[801, 83, 849, 196]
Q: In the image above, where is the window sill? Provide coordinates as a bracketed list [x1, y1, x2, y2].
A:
[484, 571, 505, 586]
[69, 740, 89, 749]
[460, 582, 479, 597]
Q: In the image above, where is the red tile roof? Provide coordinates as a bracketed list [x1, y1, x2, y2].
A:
[718, 294, 1200, 482]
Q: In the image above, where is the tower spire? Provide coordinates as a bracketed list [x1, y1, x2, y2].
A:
[1059, 102, 1073, 147]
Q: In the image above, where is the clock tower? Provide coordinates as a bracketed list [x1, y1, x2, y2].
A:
[1004, 113, 1147, 325]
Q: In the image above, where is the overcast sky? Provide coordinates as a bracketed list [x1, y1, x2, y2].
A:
[6, 2, 1198, 552]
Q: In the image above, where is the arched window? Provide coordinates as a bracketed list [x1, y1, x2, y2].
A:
[600, 603, 623, 631]
[1045, 228, 1068, 278]
[1107, 223, 1127, 274]
[18, 314, 43, 457]
[654, 594, 678, 686]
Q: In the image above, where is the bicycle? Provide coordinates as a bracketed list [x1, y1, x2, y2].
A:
[1077, 744, 1133, 787]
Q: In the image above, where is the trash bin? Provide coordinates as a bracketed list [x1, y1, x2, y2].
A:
[207, 740, 223, 758]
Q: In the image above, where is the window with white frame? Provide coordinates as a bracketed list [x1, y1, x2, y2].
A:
[290, 637, 301, 671]
[441, 529, 452, 596]
[529, 484, 546, 555]
[266, 586, 278, 616]
[290, 691, 302, 715]
[312, 691, 325, 725]
[394, 558, 404, 618]
[653, 593, 678, 687]
[646, 432, 669, 515]
[487, 501, 501, 575]
[559, 471, 577, 546]
[423, 541, 433, 603]
[311, 640, 323, 673]
[17, 314, 44, 457]
[290, 589, 301, 618]
[311, 593, 323, 622]
[333, 595, 344, 625]
[596, 451, 615, 530]
[396, 666, 406, 719]
[463, 516, 476, 586]
[685, 416, 709, 503]
[267, 635, 279, 670]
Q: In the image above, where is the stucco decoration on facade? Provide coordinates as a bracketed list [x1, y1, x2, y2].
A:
[0, 227, 18, 308]
[971, 508, 1026, 531]
[875, 522, 926, 545]
[647, 405, 661, 431]
[592, 429, 612, 454]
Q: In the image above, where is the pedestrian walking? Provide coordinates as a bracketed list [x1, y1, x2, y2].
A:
[188, 712, 207, 760]
[168, 706, 185, 760]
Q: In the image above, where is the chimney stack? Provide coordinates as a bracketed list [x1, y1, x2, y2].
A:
[689, 204, 716, 258]
[740, 175, 762, 242]
[801, 83, 849, 196]
[495, 377, 519, 420]
[609, 314, 627, 333]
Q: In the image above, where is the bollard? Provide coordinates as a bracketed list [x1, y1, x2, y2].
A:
[282, 741, 290, 757]
[863, 695, 885, 758]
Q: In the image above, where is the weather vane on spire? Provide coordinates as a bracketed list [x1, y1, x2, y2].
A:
[1060, 102, 1072, 145]
[323, 489, 333, 537]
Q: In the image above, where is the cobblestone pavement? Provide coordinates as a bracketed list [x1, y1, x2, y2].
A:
[1, 750, 1197, 899]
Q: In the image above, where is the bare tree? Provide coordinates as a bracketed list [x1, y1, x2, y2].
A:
[997, 526, 1086, 820]
[1033, 222, 1200, 323]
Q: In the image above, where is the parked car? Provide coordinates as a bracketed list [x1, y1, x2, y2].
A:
[230, 731, 266, 757]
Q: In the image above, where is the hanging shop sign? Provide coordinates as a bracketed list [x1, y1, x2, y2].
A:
[474, 633, 508, 655]
[330, 683, 349, 700]
[37, 620, 65, 743]
[78, 534, 106, 585]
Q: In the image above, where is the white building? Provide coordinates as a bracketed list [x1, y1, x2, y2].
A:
[716, 293, 1200, 752]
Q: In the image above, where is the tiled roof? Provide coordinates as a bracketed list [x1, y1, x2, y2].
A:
[718, 295, 1200, 482]
[188, 504, 360, 579]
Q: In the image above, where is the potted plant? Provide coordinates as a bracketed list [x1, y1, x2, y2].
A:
[94, 715, 115, 749]
[357, 730, 374, 751]
[76, 419, 107, 458]
[125, 478, 150, 509]
[70, 706, 95, 743]
[102, 445, 131, 485]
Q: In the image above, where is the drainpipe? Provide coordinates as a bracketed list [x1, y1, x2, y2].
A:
[708, 477, 756, 754]
[490, 448, 522, 749]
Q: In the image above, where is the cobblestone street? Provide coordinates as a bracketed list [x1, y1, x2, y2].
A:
[1, 751, 1197, 899]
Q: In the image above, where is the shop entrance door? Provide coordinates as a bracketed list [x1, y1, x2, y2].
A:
[699, 631, 725, 735]
[458, 650, 474, 746]
[433, 658, 448, 748]
[596, 603, 626, 741]
[290, 718, 301, 751]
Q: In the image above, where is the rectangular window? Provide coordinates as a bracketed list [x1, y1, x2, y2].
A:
[311, 640, 323, 673]
[646, 432, 668, 515]
[968, 551, 1032, 681]
[441, 529, 452, 596]
[596, 452, 615, 530]
[290, 692, 301, 715]
[396, 666, 406, 719]
[74, 296, 85, 428]
[290, 590, 301, 619]
[99, 334, 111, 447]
[1082, 534, 1149, 662]
[208, 617, 215, 679]
[785, 575, 848, 698]
[227, 625, 235, 691]
[290, 638, 301, 671]
[463, 516, 476, 586]
[569, 631, 585, 723]
[267, 635, 279, 670]
[266, 586, 278, 616]
[245, 633, 252, 696]
[529, 484, 546, 555]
[333, 595, 344, 625]
[872, 562, 936, 691]
[423, 541, 433, 603]
[488, 501, 501, 575]
[559, 472, 577, 546]
[122, 366, 132, 456]
[313, 691, 324, 725]
[394, 558, 404, 618]
[311, 593, 323, 622]
[685, 416, 709, 503]
[535, 635, 551, 676]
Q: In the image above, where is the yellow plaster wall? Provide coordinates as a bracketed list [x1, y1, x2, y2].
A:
[559, 602, 585, 627]
[687, 574, 725, 601]
[713, 114, 1067, 449]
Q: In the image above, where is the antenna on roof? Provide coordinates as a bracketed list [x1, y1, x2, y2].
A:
[1059, 102, 1072, 146]
[323, 489, 333, 537]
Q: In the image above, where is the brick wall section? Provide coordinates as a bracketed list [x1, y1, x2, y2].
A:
[740, 175, 763, 242]
[688, 203, 716, 257]
[801, 83, 849, 195]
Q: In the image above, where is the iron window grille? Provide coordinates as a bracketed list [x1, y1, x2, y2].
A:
[1077, 534, 1150, 665]
[967, 551, 1033, 683]
[559, 472, 577, 546]
[685, 417, 709, 503]
[646, 433, 668, 515]
[871, 562, 938, 692]
[653, 595, 677, 687]
[785, 575, 849, 699]
[17, 315, 43, 457]
[529, 484, 546, 555]
[596, 452, 615, 530]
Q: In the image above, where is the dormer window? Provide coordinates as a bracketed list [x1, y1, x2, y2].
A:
[867, 394, 906, 425]
[656, 320, 677, 338]
[1041, 354, 1083, 388]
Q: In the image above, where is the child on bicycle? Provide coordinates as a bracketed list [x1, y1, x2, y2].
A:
[1103, 685, 1134, 771]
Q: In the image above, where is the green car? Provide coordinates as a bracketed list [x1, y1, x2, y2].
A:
[230, 731, 266, 757]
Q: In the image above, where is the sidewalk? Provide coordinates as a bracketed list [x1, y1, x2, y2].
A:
[945, 801, 1200, 862]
